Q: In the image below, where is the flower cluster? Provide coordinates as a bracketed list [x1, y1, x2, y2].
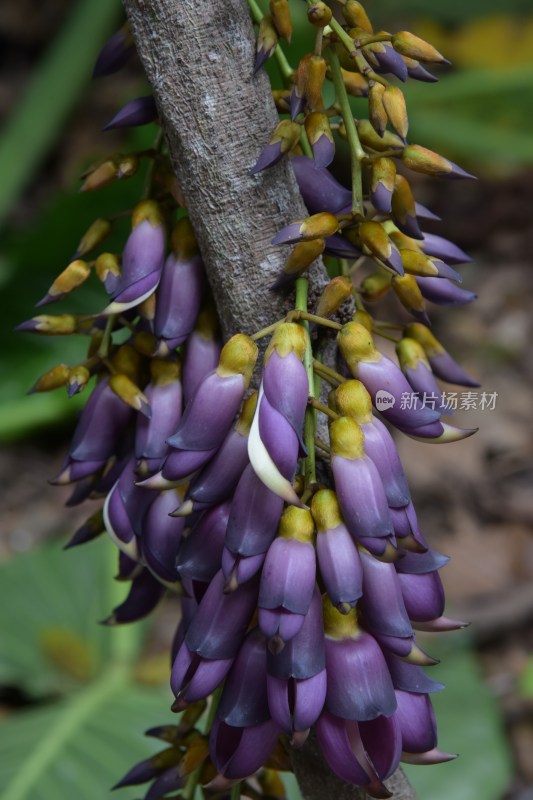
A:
[19, 2, 481, 799]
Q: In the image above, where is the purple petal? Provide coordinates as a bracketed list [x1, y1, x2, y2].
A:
[161, 447, 216, 483]
[312, 134, 335, 169]
[218, 628, 270, 727]
[359, 551, 412, 638]
[395, 690, 438, 753]
[259, 538, 316, 614]
[272, 223, 303, 246]
[361, 419, 410, 508]
[185, 570, 259, 659]
[69, 378, 133, 463]
[263, 351, 308, 444]
[135, 378, 183, 460]
[396, 547, 450, 574]
[259, 607, 305, 645]
[154, 253, 204, 342]
[144, 766, 184, 800]
[116, 217, 165, 293]
[420, 233, 472, 265]
[183, 332, 222, 405]
[416, 276, 477, 306]
[103, 569, 164, 624]
[356, 356, 441, 428]
[324, 234, 362, 259]
[142, 489, 185, 583]
[93, 28, 133, 78]
[210, 718, 281, 780]
[171, 643, 232, 704]
[258, 394, 300, 479]
[188, 428, 249, 506]
[222, 548, 266, 589]
[332, 455, 394, 540]
[407, 63, 438, 82]
[403, 362, 449, 414]
[168, 371, 245, 451]
[225, 464, 284, 557]
[317, 523, 363, 610]
[267, 670, 327, 732]
[371, 43, 408, 81]
[371, 182, 393, 214]
[176, 502, 231, 582]
[398, 571, 445, 622]
[325, 633, 397, 721]
[384, 652, 445, 694]
[266, 588, 325, 680]
[249, 140, 284, 175]
[103, 95, 157, 130]
[428, 351, 480, 387]
[292, 156, 352, 214]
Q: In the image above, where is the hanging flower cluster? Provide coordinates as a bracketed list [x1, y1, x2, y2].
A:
[19, 2, 481, 798]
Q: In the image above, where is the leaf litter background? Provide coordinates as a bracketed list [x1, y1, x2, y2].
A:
[0, 1, 532, 798]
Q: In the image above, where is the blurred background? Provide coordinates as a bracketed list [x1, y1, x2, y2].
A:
[0, 0, 532, 798]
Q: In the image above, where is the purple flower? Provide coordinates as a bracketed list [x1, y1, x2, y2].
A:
[176, 502, 231, 583]
[135, 359, 183, 475]
[359, 551, 412, 639]
[217, 628, 270, 727]
[102, 568, 164, 625]
[171, 643, 233, 709]
[395, 690, 438, 754]
[311, 490, 363, 612]
[224, 464, 284, 557]
[168, 334, 257, 451]
[416, 276, 477, 306]
[209, 717, 281, 783]
[92, 25, 134, 78]
[141, 489, 185, 584]
[291, 156, 352, 215]
[182, 305, 222, 405]
[398, 570, 445, 622]
[420, 233, 471, 264]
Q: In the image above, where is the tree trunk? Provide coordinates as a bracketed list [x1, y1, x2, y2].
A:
[122, 1, 417, 798]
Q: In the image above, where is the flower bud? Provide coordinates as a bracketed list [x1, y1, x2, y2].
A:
[307, 2, 332, 27]
[67, 365, 91, 397]
[95, 252, 121, 294]
[92, 24, 134, 78]
[29, 363, 69, 394]
[291, 156, 351, 215]
[272, 238, 325, 289]
[383, 85, 408, 139]
[304, 112, 334, 168]
[305, 55, 327, 111]
[356, 119, 405, 152]
[368, 82, 387, 137]
[404, 322, 479, 386]
[80, 155, 139, 192]
[370, 156, 396, 213]
[358, 221, 404, 274]
[109, 373, 151, 418]
[255, 15, 278, 72]
[103, 569, 164, 625]
[334, 380, 373, 424]
[270, 0, 292, 42]
[182, 303, 222, 404]
[416, 277, 476, 307]
[365, 41, 408, 81]
[402, 144, 475, 180]
[392, 31, 448, 64]
[341, 69, 369, 98]
[16, 314, 78, 335]
[392, 274, 429, 323]
[360, 271, 392, 302]
[316, 276, 353, 318]
[250, 119, 301, 175]
[398, 248, 460, 282]
[35, 260, 91, 307]
[74, 218, 112, 258]
[342, 1, 373, 32]
[272, 211, 339, 245]
[420, 232, 471, 265]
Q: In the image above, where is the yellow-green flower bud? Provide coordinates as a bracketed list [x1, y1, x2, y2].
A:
[311, 489, 344, 532]
[383, 85, 409, 139]
[265, 322, 307, 362]
[29, 363, 69, 394]
[360, 271, 392, 302]
[109, 373, 151, 416]
[307, 2, 332, 28]
[270, 0, 292, 43]
[337, 321, 380, 368]
[329, 416, 366, 459]
[75, 218, 112, 258]
[217, 334, 258, 388]
[334, 380, 373, 424]
[392, 31, 447, 64]
[278, 506, 315, 543]
[342, 1, 373, 33]
[316, 276, 353, 318]
[396, 337, 430, 371]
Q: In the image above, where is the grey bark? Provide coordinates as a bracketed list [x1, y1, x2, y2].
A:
[122, 1, 416, 798]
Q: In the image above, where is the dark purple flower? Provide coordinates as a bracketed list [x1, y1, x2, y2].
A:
[171, 643, 233, 709]
[398, 571, 445, 622]
[209, 717, 281, 782]
[168, 334, 257, 451]
[361, 417, 410, 508]
[184, 570, 259, 660]
[217, 628, 270, 727]
[135, 359, 183, 474]
[291, 156, 352, 215]
[104, 457, 154, 556]
[224, 464, 284, 557]
[176, 502, 231, 583]
[92, 26, 134, 78]
[359, 550, 413, 639]
[384, 651, 445, 694]
[141, 488, 185, 584]
[416, 276, 477, 306]
[103, 95, 158, 130]
[316, 711, 402, 795]
[102, 568, 164, 624]
[221, 548, 266, 591]
[182, 306, 222, 405]
[267, 669, 326, 743]
[266, 588, 326, 681]
[395, 690, 438, 754]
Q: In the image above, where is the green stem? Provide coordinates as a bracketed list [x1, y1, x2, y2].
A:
[327, 15, 357, 57]
[231, 783, 242, 800]
[310, 397, 339, 420]
[326, 49, 365, 217]
[247, 0, 293, 82]
[97, 314, 116, 359]
[295, 278, 317, 489]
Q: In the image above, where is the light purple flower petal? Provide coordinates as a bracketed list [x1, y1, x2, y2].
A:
[359, 551, 412, 638]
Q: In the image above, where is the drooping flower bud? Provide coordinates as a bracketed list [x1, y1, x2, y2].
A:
[141, 489, 185, 585]
[28, 363, 69, 394]
[391, 174, 422, 239]
[209, 717, 281, 784]
[398, 247, 461, 282]
[365, 41, 408, 81]
[79, 154, 139, 192]
[271, 238, 326, 289]
[416, 276, 476, 307]
[135, 358, 183, 475]
[104, 200, 166, 314]
[391, 274, 429, 324]
[255, 15, 278, 73]
[358, 221, 404, 275]
[102, 568, 164, 625]
[74, 218, 112, 259]
[92, 24, 134, 78]
[168, 333, 257, 451]
[35, 260, 91, 308]
[182, 303, 222, 405]
[154, 218, 205, 351]
[307, 2, 332, 28]
[368, 82, 387, 137]
[304, 112, 335, 168]
[404, 322, 479, 386]
[176, 502, 231, 583]
[356, 120, 405, 152]
[269, 0, 292, 42]
[250, 120, 301, 175]
[316, 276, 353, 318]
[383, 85, 409, 139]
[396, 338, 448, 414]
[95, 252, 121, 295]
[360, 271, 392, 302]
[370, 157, 396, 213]
[337, 322, 440, 428]
[342, 1, 373, 32]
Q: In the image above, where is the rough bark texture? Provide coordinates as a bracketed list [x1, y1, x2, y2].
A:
[122, 1, 416, 798]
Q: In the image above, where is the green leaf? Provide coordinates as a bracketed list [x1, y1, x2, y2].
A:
[0, 0, 122, 228]
[0, 538, 175, 799]
[403, 635, 512, 800]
